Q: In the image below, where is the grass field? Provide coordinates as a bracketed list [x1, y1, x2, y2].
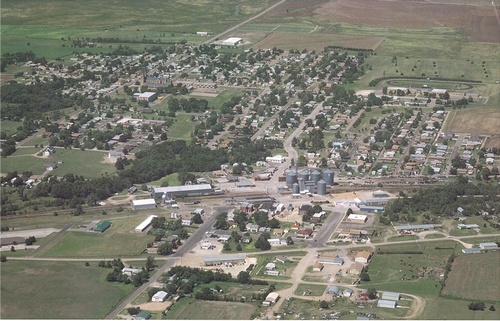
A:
[0, 120, 23, 136]
[38, 215, 156, 258]
[0, 155, 48, 175]
[442, 252, 500, 301]
[164, 297, 258, 320]
[0, 261, 131, 319]
[421, 296, 500, 320]
[165, 113, 198, 141]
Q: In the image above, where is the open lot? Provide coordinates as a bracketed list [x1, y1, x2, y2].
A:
[0, 261, 131, 319]
[444, 108, 500, 135]
[442, 252, 500, 301]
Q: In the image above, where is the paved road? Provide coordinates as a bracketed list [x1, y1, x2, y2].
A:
[202, 0, 287, 45]
[105, 206, 221, 319]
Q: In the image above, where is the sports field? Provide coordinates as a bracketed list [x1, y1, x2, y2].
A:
[444, 108, 500, 135]
[0, 261, 131, 319]
[442, 252, 500, 301]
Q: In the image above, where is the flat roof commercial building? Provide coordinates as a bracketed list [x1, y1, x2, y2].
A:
[203, 256, 245, 266]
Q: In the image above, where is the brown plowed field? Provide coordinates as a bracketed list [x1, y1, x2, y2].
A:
[253, 32, 384, 51]
[307, 0, 500, 43]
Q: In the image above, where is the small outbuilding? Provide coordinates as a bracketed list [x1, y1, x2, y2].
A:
[327, 285, 340, 295]
[94, 221, 111, 233]
[265, 292, 280, 303]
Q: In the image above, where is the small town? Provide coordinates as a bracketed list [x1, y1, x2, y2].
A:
[1, 0, 499, 320]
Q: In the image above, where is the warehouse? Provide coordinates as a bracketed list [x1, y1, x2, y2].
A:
[151, 184, 213, 199]
[135, 215, 158, 233]
[359, 205, 385, 213]
[381, 292, 400, 301]
[222, 37, 243, 46]
[152, 291, 169, 302]
[131, 199, 157, 210]
[377, 299, 397, 309]
[479, 242, 499, 250]
[203, 256, 245, 266]
[394, 224, 442, 232]
[347, 214, 368, 223]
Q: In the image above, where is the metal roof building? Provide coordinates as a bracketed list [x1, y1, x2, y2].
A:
[394, 224, 442, 231]
[381, 292, 400, 301]
[94, 221, 111, 233]
[377, 299, 397, 309]
[131, 198, 157, 210]
[151, 184, 213, 199]
[327, 285, 340, 295]
[134, 215, 158, 233]
[359, 205, 385, 213]
[462, 248, 480, 254]
[480, 242, 499, 250]
[203, 255, 245, 266]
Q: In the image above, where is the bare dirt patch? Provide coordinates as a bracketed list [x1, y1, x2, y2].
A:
[446, 108, 500, 135]
[253, 32, 384, 51]
[135, 301, 172, 312]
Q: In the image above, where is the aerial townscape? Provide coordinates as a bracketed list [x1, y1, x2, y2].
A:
[1, 0, 500, 320]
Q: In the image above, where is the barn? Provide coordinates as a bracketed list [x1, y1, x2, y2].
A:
[152, 290, 169, 302]
[134, 215, 158, 233]
[94, 221, 111, 233]
[381, 292, 400, 301]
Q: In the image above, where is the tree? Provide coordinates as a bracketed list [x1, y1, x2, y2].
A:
[236, 243, 242, 251]
[223, 242, 232, 251]
[191, 213, 203, 224]
[319, 300, 329, 309]
[468, 302, 486, 311]
[360, 272, 371, 282]
[346, 208, 353, 215]
[367, 288, 377, 299]
[127, 307, 141, 315]
[286, 236, 294, 245]
[489, 305, 495, 311]
[85, 262, 90, 266]
[10, 246, 15, 252]
[0, 255, 6, 262]
[237, 271, 251, 284]
[157, 242, 174, 255]
[145, 256, 156, 271]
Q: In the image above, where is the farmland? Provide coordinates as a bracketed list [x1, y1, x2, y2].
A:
[444, 108, 500, 135]
[164, 297, 258, 320]
[0, 261, 131, 319]
[442, 252, 500, 301]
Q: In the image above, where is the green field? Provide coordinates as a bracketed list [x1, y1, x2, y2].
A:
[0, 120, 23, 136]
[0, 155, 48, 175]
[294, 283, 326, 296]
[421, 296, 500, 320]
[164, 113, 199, 141]
[366, 241, 458, 296]
[38, 216, 156, 258]
[442, 252, 500, 301]
[164, 297, 258, 320]
[0, 260, 132, 319]
[1, 0, 278, 58]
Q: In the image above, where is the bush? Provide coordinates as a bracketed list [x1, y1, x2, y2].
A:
[468, 302, 486, 311]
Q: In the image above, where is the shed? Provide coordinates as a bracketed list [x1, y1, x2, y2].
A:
[94, 221, 111, 233]
[462, 248, 480, 254]
[312, 262, 324, 272]
[265, 262, 276, 270]
[377, 299, 397, 309]
[343, 289, 353, 297]
[381, 292, 400, 301]
[355, 251, 372, 263]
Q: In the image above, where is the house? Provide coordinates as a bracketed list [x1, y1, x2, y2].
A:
[347, 262, 364, 275]
[151, 290, 169, 302]
[312, 262, 324, 272]
[296, 228, 313, 238]
[299, 204, 312, 215]
[355, 251, 372, 264]
[276, 256, 291, 264]
[181, 219, 192, 226]
[265, 262, 276, 270]
[122, 268, 143, 277]
[137, 92, 157, 102]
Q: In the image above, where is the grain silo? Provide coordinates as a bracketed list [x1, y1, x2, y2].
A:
[321, 168, 334, 186]
[317, 180, 327, 195]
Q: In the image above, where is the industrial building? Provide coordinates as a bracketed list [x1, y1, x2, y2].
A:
[203, 256, 245, 266]
[222, 37, 243, 46]
[134, 215, 158, 233]
[151, 184, 213, 199]
[479, 242, 499, 250]
[131, 199, 157, 210]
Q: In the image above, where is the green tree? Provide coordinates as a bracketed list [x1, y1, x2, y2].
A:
[157, 242, 174, 255]
[127, 307, 141, 315]
[367, 288, 377, 299]
[236, 243, 242, 251]
[319, 300, 329, 309]
[0, 255, 7, 262]
[360, 272, 370, 282]
[145, 256, 156, 271]
[237, 271, 251, 284]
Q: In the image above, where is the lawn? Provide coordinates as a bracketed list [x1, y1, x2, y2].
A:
[49, 149, 116, 178]
[442, 252, 500, 301]
[0, 155, 48, 175]
[0, 120, 23, 136]
[165, 113, 198, 141]
[38, 215, 156, 258]
[421, 296, 500, 320]
[0, 260, 132, 319]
